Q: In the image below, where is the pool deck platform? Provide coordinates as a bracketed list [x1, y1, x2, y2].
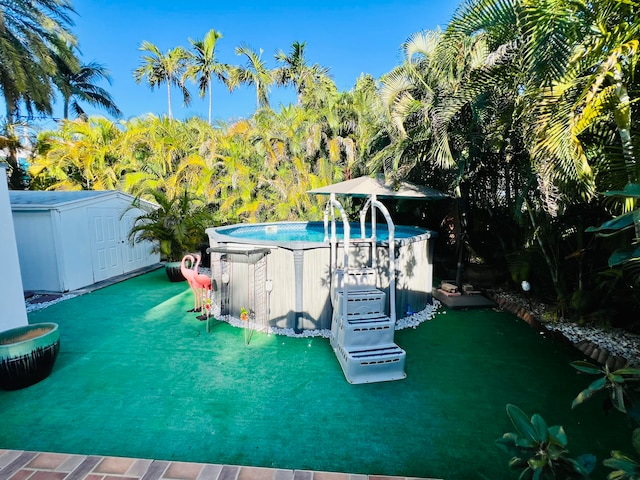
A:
[432, 289, 495, 309]
[0, 450, 441, 480]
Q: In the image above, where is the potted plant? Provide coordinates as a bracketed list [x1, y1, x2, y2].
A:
[127, 189, 214, 281]
[0, 323, 60, 390]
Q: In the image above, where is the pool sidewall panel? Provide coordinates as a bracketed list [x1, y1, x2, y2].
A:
[301, 246, 332, 330]
[207, 225, 434, 331]
[266, 246, 333, 331]
[268, 247, 297, 330]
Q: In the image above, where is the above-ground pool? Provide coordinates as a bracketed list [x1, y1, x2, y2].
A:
[213, 221, 427, 245]
[206, 221, 436, 331]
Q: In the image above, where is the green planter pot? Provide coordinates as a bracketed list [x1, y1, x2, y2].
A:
[0, 323, 60, 390]
[165, 261, 186, 282]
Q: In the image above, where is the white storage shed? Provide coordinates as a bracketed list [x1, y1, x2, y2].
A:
[10, 190, 160, 292]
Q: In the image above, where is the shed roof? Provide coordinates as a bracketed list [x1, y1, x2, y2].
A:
[8, 190, 158, 213]
[9, 190, 114, 208]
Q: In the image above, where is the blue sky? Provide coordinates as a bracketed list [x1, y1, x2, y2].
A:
[62, 0, 460, 123]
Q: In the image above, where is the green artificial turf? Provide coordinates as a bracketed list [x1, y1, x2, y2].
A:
[0, 269, 630, 479]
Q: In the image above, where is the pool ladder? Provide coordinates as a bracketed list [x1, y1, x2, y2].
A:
[324, 193, 406, 384]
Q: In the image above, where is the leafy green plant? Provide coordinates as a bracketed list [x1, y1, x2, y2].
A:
[571, 360, 640, 479]
[127, 189, 213, 262]
[604, 440, 640, 480]
[586, 184, 640, 268]
[496, 404, 595, 479]
[602, 427, 640, 479]
[570, 361, 640, 423]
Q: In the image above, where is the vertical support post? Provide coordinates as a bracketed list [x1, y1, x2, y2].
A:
[293, 249, 304, 333]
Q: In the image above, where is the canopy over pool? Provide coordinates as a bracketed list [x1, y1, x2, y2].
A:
[307, 175, 448, 199]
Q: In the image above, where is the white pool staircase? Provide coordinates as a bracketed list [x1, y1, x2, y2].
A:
[324, 193, 406, 384]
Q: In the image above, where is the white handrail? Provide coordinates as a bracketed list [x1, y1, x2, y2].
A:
[369, 194, 396, 323]
[359, 198, 371, 238]
[325, 191, 396, 324]
[324, 193, 351, 317]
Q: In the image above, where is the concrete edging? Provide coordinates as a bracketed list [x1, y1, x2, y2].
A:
[489, 294, 629, 371]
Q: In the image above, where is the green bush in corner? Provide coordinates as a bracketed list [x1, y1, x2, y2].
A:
[128, 189, 213, 262]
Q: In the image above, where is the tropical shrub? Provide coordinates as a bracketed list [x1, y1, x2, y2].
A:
[496, 404, 595, 479]
[571, 360, 640, 479]
[127, 189, 214, 262]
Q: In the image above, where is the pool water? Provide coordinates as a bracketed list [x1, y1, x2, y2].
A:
[215, 221, 427, 243]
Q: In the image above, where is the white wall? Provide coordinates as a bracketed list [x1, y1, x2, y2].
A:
[0, 164, 28, 330]
[12, 210, 62, 291]
[58, 203, 95, 291]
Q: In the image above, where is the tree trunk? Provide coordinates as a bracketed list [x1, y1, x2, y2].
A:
[525, 198, 562, 298]
[208, 86, 212, 125]
[454, 185, 469, 290]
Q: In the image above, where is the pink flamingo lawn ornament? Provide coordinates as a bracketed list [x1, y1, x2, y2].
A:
[180, 254, 201, 312]
[192, 254, 212, 320]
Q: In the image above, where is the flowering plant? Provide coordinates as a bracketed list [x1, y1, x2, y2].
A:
[204, 297, 212, 317]
[240, 307, 249, 322]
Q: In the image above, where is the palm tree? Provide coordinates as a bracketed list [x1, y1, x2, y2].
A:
[133, 41, 191, 119]
[0, 0, 76, 122]
[0, 0, 76, 188]
[449, 0, 640, 202]
[117, 114, 222, 201]
[231, 44, 273, 110]
[427, 0, 640, 305]
[53, 43, 121, 119]
[30, 116, 123, 190]
[184, 29, 229, 124]
[273, 41, 331, 105]
[375, 29, 494, 177]
[119, 114, 186, 196]
[208, 119, 259, 223]
[374, 23, 538, 289]
[530, 0, 640, 195]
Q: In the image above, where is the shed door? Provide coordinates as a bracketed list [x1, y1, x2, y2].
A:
[120, 210, 152, 272]
[89, 207, 156, 283]
[89, 207, 124, 282]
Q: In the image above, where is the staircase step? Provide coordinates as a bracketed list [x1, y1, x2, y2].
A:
[333, 289, 386, 320]
[334, 268, 377, 291]
[331, 315, 395, 349]
[334, 343, 406, 384]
